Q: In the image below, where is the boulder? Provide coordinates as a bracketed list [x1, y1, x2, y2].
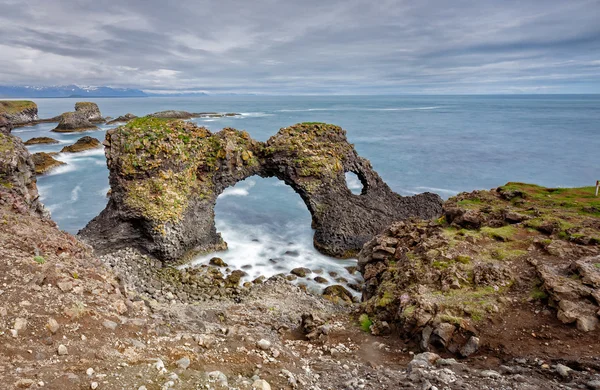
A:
[52, 102, 103, 132]
[148, 110, 195, 119]
[24, 137, 59, 145]
[60, 136, 101, 153]
[31, 152, 66, 174]
[322, 285, 353, 304]
[79, 119, 442, 261]
[52, 111, 97, 132]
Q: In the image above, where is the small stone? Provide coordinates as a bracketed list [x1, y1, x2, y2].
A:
[58, 281, 73, 292]
[314, 276, 328, 284]
[290, 267, 311, 277]
[460, 336, 480, 357]
[90, 382, 98, 389]
[209, 257, 227, 267]
[14, 318, 27, 331]
[86, 368, 94, 376]
[15, 379, 35, 388]
[113, 300, 127, 315]
[154, 359, 166, 372]
[577, 316, 598, 332]
[479, 370, 501, 379]
[57, 344, 68, 356]
[257, 339, 271, 350]
[176, 356, 190, 370]
[47, 318, 60, 334]
[587, 380, 600, 390]
[252, 379, 271, 390]
[102, 320, 118, 330]
[555, 363, 571, 378]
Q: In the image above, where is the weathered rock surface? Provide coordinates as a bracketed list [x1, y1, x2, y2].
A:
[52, 102, 102, 132]
[31, 152, 66, 175]
[60, 136, 101, 153]
[24, 136, 60, 145]
[0, 132, 47, 217]
[80, 119, 442, 261]
[358, 183, 600, 356]
[0, 101, 38, 126]
[0, 116, 12, 135]
[106, 113, 137, 124]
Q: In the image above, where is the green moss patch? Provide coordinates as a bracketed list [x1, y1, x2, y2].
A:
[0, 100, 36, 115]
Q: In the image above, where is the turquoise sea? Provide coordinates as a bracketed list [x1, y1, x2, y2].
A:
[11, 95, 600, 288]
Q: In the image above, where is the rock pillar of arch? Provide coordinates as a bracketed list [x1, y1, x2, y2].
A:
[79, 119, 443, 261]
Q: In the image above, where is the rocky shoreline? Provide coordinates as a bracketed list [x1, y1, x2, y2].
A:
[1, 101, 599, 389]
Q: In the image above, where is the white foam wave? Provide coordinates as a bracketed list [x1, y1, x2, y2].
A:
[239, 112, 274, 117]
[182, 214, 362, 296]
[71, 185, 81, 202]
[44, 163, 76, 176]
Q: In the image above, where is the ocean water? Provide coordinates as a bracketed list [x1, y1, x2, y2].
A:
[10, 95, 600, 291]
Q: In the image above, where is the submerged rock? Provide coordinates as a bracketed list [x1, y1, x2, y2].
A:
[24, 137, 59, 145]
[148, 110, 196, 119]
[31, 152, 66, 175]
[60, 136, 101, 153]
[80, 119, 442, 262]
[106, 113, 137, 124]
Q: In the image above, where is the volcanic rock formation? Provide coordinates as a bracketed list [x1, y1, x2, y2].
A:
[80, 119, 442, 261]
[0, 131, 47, 217]
[52, 102, 103, 132]
[358, 183, 600, 354]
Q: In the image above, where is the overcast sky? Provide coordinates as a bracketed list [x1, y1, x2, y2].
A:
[1, 0, 599, 94]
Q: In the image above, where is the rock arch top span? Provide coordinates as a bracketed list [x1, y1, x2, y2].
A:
[80, 119, 443, 261]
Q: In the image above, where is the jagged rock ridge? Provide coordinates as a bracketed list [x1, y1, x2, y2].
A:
[80, 119, 442, 261]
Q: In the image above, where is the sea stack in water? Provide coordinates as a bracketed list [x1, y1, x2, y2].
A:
[52, 102, 103, 132]
[80, 118, 442, 261]
[0, 101, 39, 126]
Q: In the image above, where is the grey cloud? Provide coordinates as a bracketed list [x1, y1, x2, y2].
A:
[0, 0, 599, 93]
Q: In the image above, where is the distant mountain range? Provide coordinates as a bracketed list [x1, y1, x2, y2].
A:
[0, 85, 148, 98]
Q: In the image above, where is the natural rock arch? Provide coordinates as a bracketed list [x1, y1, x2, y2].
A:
[79, 119, 443, 261]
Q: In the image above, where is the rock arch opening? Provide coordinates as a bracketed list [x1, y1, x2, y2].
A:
[345, 171, 365, 195]
[191, 176, 359, 288]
